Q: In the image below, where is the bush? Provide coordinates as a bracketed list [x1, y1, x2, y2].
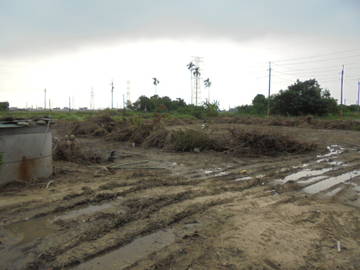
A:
[271, 79, 338, 116]
[0, 102, 9, 111]
[229, 128, 316, 156]
[172, 129, 222, 152]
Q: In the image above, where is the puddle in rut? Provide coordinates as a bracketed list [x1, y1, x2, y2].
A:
[278, 167, 333, 184]
[54, 202, 116, 221]
[3, 217, 57, 245]
[325, 187, 344, 196]
[353, 185, 360, 192]
[297, 175, 328, 185]
[234, 176, 252, 182]
[316, 145, 344, 159]
[303, 170, 360, 194]
[75, 229, 175, 270]
[3, 201, 124, 245]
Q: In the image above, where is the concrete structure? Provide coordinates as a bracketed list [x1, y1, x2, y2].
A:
[0, 121, 52, 186]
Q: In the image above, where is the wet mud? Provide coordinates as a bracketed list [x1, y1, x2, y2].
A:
[0, 123, 360, 270]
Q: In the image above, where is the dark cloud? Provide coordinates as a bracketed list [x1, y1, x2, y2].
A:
[1, 0, 359, 58]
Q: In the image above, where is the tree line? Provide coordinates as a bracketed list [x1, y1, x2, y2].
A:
[237, 79, 352, 116]
[130, 95, 219, 119]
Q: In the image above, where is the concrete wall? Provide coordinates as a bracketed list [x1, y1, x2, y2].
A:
[0, 126, 52, 186]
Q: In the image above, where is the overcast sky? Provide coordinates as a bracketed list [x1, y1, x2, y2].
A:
[1, 0, 359, 109]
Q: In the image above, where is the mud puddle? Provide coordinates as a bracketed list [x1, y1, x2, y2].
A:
[297, 175, 328, 185]
[325, 187, 344, 196]
[74, 229, 175, 270]
[3, 199, 124, 246]
[278, 167, 334, 184]
[3, 217, 57, 245]
[54, 201, 119, 221]
[316, 145, 344, 160]
[303, 170, 360, 194]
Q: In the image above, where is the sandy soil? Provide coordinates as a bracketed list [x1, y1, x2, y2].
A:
[0, 123, 359, 270]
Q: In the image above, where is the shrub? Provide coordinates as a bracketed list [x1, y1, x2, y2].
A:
[229, 128, 316, 156]
[171, 129, 222, 152]
[271, 79, 338, 116]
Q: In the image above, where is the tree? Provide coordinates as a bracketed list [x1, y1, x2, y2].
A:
[133, 96, 152, 112]
[204, 78, 211, 88]
[0, 102, 9, 111]
[152, 78, 160, 95]
[252, 94, 267, 114]
[271, 79, 337, 116]
[203, 100, 219, 117]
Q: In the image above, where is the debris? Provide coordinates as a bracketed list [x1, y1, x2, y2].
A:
[107, 151, 117, 162]
[109, 161, 149, 169]
[337, 241, 341, 252]
[46, 180, 54, 189]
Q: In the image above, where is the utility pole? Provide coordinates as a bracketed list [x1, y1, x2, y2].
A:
[44, 88, 47, 110]
[126, 80, 131, 108]
[358, 80, 360, 109]
[340, 65, 344, 106]
[195, 76, 198, 106]
[111, 81, 114, 109]
[48, 99, 51, 111]
[267, 62, 272, 116]
[340, 65, 344, 116]
[68, 96, 71, 112]
[90, 88, 94, 110]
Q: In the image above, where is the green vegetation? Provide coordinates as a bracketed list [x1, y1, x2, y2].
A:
[271, 79, 338, 116]
[1, 79, 360, 123]
[0, 102, 9, 111]
[0, 95, 220, 121]
[131, 95, 219, 119]
[237, 79, 356, 118]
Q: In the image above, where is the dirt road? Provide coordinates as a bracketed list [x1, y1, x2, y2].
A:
[0, 124, 359, 270]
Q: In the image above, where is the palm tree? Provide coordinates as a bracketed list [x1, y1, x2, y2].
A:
[192, 67, 201, 105]
[152, 77, 160, 95]
[187, 62, 196, 104]
[187, 62, 195, 70]
[204, 78, 211, 88]
[204, 78, 211, 102]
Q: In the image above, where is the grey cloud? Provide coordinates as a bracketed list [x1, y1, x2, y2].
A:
[1, 0, 359, 58]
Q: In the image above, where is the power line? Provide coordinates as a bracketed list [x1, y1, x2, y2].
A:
[273, 48, 360, 64]
[272, 54, 360, 67]
[340, 65, 345, 106]
[44, 88, 47, 109]
[110, 81, 114, 109]
[272, 63, 360, 74]
[267, 62, 271, 116]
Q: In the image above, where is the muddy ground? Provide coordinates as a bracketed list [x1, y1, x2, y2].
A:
[0, 123, 360, 270]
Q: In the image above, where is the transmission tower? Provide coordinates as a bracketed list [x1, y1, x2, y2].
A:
[111, 81, 114, 109]
[90, 88, 95, 110]
[126, 80, 131, 108]
[44, 88, 47, 109]
[358, 80, 360, 107]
